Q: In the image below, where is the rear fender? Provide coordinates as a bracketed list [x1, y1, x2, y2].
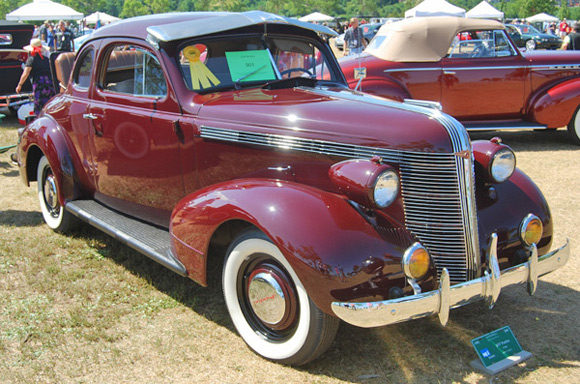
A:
[170, 179, 414, 314]
[18, 115, 80, 205]
[527, 78, 580, 128]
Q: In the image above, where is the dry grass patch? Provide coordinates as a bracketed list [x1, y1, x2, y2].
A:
[1, 114, 579, 383]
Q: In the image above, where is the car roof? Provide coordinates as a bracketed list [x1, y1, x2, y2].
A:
[89, 11, 337, 47]
[366, 16, 504, 62]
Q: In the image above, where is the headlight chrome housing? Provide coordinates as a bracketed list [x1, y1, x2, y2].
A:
[373, 169, 399, 208]
[520, 213, 543, 246]
[402, 243, 431, 280]
[473, 137, 516, 184]
[329, 157, 400, 209]
[490, 147, 516, 183]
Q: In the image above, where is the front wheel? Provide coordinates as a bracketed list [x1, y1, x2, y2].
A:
[222, 229, 339, 365]
[525, 39, 536, 50]
[568, 106, 580, 145]
[37, 156, 77, 233]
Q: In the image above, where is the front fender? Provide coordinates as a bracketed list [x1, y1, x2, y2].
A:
[347, 77, 410, 102]
[17, 115, 80, 205]
[527, 77, 580, 128]
[170, 179, 415, 314]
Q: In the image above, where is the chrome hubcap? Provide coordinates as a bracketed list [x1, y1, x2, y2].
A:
[44, 173, 59, 212]
[248, 271, 286, 325]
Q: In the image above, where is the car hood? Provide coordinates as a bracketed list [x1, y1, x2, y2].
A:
[524, 32, 560, 40]
[193, 86, 461, 153]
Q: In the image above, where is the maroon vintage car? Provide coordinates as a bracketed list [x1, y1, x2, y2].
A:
[15, 12, 569, 365]
[339, 17, 580, 144]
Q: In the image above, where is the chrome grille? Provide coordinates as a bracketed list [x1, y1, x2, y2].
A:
[399, 153, 470, 283]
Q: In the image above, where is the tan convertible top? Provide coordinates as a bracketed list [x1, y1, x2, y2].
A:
[366, 17, 504, 62]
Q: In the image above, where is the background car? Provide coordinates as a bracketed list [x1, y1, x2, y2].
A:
[0, 21, 34, 114]
[16, 11, 569, 366]
[340, 17, 580, 144]
[505, 23, 562, 50]
[334, 22, 383, 51]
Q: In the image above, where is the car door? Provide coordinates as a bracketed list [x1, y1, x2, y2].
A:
[88, 41, 185, 227]
[440, 29, 527, 121]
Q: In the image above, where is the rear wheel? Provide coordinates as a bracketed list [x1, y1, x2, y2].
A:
[568, 106, 580, 145]
[37, 156, 77, 232]
[222, 229, 338, 365]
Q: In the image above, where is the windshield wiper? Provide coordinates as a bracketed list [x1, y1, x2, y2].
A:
[235, 65, 267, 90]
[262, 76, 318, 90]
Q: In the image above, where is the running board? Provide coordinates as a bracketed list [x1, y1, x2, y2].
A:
[66, 200, 187, 276]
[463, 122, 547, 131]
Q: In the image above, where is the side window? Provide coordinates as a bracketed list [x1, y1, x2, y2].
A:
[73, 48, 94, 88]
[447, 30, 514, 59]
[0, 34, 13, 45]
[102, 45, 167, 97]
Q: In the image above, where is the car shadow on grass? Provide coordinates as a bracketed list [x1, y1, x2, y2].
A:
[73, 224, 579, 383]
[0, 210, 44, 227]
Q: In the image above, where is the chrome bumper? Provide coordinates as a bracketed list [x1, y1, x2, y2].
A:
[331, 234, 570, 328]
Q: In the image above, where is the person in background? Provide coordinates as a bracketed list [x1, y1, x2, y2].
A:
[46, 22, 56, 51]
[15, 39, 55, 116]
[559, 18, 569, 38]
[343, 17, 367, 56]
[39, 20, 49, 42]
[55, 20, 74, 52]
[562, 22, 580, 50]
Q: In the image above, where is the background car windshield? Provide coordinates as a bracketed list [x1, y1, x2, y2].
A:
[179, 35, 338, 92]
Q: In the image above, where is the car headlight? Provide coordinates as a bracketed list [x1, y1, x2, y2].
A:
[403, 243, 430, 280]
[329, 157, 400, 209]
[490, 147, 516, 183]
[373, 169, 399, 208]
[473, 137, 516, 184]
[520, 214, 543, 245]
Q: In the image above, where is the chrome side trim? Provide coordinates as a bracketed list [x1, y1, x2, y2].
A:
[331, 237, 570, 328]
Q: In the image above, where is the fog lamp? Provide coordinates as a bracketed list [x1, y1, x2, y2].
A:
[403, 243, 430, 280]
[520, 214, 543, 246]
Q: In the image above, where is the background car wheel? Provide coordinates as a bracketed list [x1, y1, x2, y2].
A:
[525, 39, 536, 50]
[37, 156, 77, 233]
[568, 107, 580, 145]
[222, 229, 339, 366]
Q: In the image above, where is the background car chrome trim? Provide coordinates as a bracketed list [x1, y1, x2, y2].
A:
[330, 237, 569, 328]
[201, 89, 480, 283]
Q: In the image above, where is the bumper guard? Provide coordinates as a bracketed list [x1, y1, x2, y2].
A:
[331, 234, 570, 328]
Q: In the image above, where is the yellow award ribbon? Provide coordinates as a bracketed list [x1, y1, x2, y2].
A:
[183, 45, 221, 90]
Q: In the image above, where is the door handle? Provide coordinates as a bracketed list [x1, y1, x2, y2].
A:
[83, 113, 98, 120]
[443, 70, 456, 75]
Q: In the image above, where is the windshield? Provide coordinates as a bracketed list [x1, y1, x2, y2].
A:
[178, 34, 340, 92]
[516, 25, 541, 34]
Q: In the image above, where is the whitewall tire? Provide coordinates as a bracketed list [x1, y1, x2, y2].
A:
[37, 156, 77, 233]
[222, 230, 338, 365]
[568, 106, 580, 145]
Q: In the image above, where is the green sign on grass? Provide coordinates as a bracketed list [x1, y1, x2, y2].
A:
[471, 326, 523, 367]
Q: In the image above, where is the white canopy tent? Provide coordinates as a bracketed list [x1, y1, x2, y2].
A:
[83, 11, 120, 25]
[299, 12, 334, 22]
[466, 1, 504, 20]
[405, 0, 466, 18]
[526, 13, 559, 23]
[6, 0, 83, 21]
